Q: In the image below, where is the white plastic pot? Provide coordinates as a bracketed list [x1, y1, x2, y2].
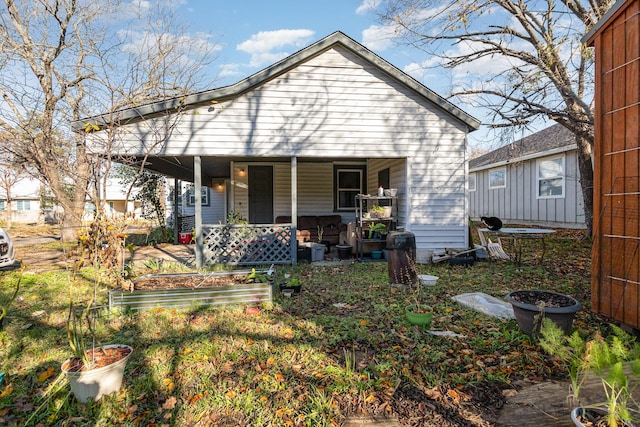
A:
[62, 344, 133, 403]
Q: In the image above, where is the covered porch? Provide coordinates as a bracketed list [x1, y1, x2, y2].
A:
[152, 155, 407, 267]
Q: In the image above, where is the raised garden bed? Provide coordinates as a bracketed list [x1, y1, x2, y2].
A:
[109, 269, 275, 311]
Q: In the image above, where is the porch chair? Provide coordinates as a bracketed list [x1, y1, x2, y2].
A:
[477, 229, 511, 261]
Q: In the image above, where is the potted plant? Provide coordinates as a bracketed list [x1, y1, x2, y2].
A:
[506, 290, 582, 335]
[62, 297, 133, 403]
[368, 205, 382, 218]
[61, 214, 134, 403]
[404, 268, 432, 328]
[539, 319, 640, 427]
[279, 277, 302, 294]
[368, 222, 388, 240]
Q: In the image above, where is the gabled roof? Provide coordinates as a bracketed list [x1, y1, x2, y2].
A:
[71, 31, 480, 132]
[469, 124, 576, 171]
[583, 0, 630, 45]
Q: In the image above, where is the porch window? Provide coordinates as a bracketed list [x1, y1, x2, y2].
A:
[537, 155, 565, 198]
[17, 200, 30, 211]
[468, 173, 476, 191]
[334, 166, 365, 211]
[489, 167, 506, 189]
[0, 200, 5, 211]
[186, 185, 210, 206]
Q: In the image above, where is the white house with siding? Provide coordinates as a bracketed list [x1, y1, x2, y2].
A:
[0, 175, 42, 224]
[74, 32, 480, 265]
[469, 124, 586, 229]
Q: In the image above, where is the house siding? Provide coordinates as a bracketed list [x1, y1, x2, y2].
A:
[469, 149, 586, 228]
[95, 44, 471, 251]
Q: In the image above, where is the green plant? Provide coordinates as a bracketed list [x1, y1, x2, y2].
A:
[367, 222, 387, 239]
[0, 265, 24, 331]
[539, 318, 640, 426]
[226, 210, 248, 225]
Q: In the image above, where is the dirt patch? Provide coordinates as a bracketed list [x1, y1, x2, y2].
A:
[132, 273, 266, 290]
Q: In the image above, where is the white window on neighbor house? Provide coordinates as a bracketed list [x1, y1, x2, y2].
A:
[16, 200, 31, 211]
[489, 167, 506, 189]
[335, 167, 364, 211]
[0, 200, 5, 211]
[468, 173, 476, 191]
[537, 155, 565, 198]
[186, 185, 209, 206]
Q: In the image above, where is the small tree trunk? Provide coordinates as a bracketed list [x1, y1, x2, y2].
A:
[575, 132, 594, 238]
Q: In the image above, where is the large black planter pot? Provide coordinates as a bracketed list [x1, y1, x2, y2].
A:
[506, 290, 582, 335]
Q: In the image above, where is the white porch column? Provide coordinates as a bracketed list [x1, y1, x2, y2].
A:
[291, 157, 297, 225]
[194, 156, 203, 268]
[291, 157, 298, 265]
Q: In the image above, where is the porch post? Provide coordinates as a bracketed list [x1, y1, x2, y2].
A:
[194, 156, 203, 268]
[174, 178, 180, 244]
[291, 157, 298, 265]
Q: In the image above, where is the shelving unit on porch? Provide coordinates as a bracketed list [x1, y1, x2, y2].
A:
[354, 194, 397, 262]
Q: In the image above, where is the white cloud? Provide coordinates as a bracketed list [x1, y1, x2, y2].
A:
[236, 29, 315, 67]
[361, 24, 397, 51]
[218, 63, 242, 79]
[356, 0, 382, 15]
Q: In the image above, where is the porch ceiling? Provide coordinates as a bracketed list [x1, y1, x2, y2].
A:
[134, 155, 370, 184]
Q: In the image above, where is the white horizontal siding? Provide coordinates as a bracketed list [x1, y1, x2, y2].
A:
[94, 45, 472, 251]
[469, 150, 586, 228]
[106, 47, 465, 160]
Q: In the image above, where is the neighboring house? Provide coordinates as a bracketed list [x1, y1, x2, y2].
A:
[584, 0, 640, 329]
[166, 181, 226, 232]
[0, 176, 42, 224]
[100, 176, 143, 219]
[74, 31, 480, 266]
[469, 124, 586, 229]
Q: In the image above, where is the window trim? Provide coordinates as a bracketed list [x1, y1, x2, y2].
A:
[16, 200, 31, 211]
[186, 185, 210, 206]
[536, 154, 566, 199]
[488, 167, 507, 190]
[333, 165, 366, 211]
[468, 173, 476, 192]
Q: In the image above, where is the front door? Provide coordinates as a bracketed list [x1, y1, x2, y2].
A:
[248, 165, 273, 223]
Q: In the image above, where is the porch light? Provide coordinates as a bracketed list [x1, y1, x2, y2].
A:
[239, 168, 246, 177]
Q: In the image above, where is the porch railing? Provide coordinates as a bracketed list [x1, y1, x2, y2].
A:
[202, 224, 294, 266]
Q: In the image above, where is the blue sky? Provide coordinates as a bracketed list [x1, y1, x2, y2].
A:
[169, 0, 532, 150]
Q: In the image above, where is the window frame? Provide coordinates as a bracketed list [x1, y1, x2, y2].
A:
[16, 200, 31, 211]
[333, 165, 366, 211]
[468, 173, 476, 192]
[536, 154, 565, 199]
[488, 167, 507, 190]
[186, 185, 210, 206]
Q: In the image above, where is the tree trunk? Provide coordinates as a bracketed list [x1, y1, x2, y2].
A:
[575, 132, 594, 238]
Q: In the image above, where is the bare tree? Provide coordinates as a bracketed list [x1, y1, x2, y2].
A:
[381, 0, 614, 236]
[0, 0, 217, 240]
[0, 132, 28, 228]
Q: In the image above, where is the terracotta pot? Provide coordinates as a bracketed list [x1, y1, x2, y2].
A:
[506, 290, 581, 335]
[62, 344, 133, 403]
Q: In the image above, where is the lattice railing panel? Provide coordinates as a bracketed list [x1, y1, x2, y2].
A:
[202, 224, 293, 266]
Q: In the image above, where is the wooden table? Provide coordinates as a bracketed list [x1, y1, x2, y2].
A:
[477, 228, 556, 263]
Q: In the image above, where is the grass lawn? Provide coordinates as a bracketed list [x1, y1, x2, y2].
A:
[0, 229, 607, 426]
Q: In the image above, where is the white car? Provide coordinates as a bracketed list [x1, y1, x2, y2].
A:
[0, 227, 16, 269]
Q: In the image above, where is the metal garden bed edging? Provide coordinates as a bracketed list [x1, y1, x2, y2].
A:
[109, 269, 275, 311]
